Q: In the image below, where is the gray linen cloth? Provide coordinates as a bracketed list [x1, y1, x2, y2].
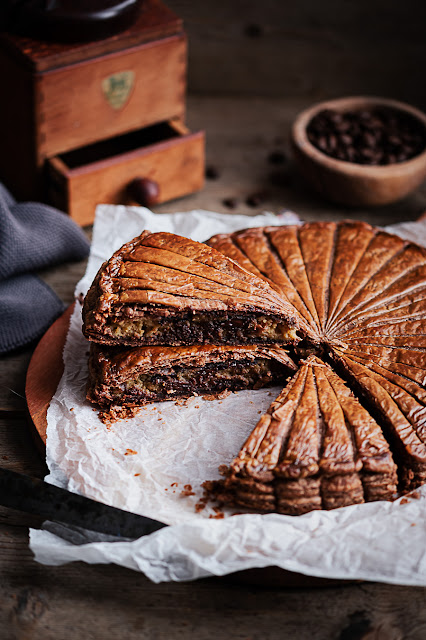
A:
[0, 183, 90, 353]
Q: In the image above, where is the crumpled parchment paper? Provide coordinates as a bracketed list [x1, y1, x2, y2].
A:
[30, 205, 426, 585]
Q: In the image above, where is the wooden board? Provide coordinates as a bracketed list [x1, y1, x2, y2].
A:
[26, 304, 74, 446]
[25, 304, 352, 587]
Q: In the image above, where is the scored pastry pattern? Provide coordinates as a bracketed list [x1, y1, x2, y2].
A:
[207, 221, 426, 511]
[214, 356, 398, 514]
[82, 230, 309, 346]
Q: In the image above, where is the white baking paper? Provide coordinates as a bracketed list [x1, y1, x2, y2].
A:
[30, 206, 426, 585]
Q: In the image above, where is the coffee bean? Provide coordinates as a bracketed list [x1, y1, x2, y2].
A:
[244, 23, 263, 38]
[397, 152, 409, 162]
[361, 147, 375, 157]
[335, 120, 351, 133]
[268, 150, 287, 165]
[362, 132, 376, 147]
[306, 106, 426, 166]
[388, 135, 402, 148]
[222, 197, 238, 209]
[328, 134, 337, 151]
[246, 192, 266, 207]
[339, 133, 353, 146]
[205, 165, 220, 180]
[317, 136, 328, 151]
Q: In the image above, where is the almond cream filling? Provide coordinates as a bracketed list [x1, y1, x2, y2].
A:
[107, 314, 298, 343]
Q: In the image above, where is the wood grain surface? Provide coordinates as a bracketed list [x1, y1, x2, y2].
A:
[2, 95, 426, 639]
[25, 305, 73, 446]
[167, 0, 426, 107]
[48, 122, 205, 225]
[35, 34, 187, 161]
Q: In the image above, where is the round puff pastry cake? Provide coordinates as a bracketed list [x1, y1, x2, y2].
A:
[207, 221, 426, 511]
[83, 220, 426, 514]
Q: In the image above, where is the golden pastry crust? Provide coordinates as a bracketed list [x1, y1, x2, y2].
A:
[82, 231, 311, 347]
[208, 221, 426, 353]
[214, 357, 398, 515]
[205, 220, 426, 512]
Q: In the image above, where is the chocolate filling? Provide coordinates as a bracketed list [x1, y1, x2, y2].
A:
[88, 357, 290, 408]
[91, 310, 298, 346]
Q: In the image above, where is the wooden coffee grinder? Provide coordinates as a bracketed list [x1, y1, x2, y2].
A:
[0, 0, 205, 225]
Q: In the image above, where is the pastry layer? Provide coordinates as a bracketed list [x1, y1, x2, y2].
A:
[82, 231, 309, 347]
[87, 344, 296, 408]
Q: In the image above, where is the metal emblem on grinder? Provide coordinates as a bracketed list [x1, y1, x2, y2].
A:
[102, 71, 135, 110]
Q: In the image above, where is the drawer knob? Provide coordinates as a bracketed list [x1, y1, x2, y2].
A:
[128, 178, 160, 208]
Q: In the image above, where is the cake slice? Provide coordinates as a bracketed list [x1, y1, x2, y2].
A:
[212, 356, 397, 515]
[82, 231, 310, 347]
[87, 344, 296, 409]
[332, 349, 426, 492]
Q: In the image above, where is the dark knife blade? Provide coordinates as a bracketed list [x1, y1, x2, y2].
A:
[0, 467, 166, 540]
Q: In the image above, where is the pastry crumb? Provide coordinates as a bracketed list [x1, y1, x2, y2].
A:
[180, 489, 195, 497]
[98, 405, 141, 424]
[209, 511, 224, 519]
[180, 483, 195, 497]
[202, 390, 231, 401]
[408, 490, 421, 500]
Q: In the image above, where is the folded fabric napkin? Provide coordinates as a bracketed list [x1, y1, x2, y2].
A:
[0, 183, 90, 353]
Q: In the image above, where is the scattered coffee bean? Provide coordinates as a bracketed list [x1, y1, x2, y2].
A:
[222, 197, 238, 209]
[205, 165, 220, 179]
[268, 150, 287, 165]
[246, 192, 266, 207]
[244, 23, 263, 38]
[307, 107, 426, 165]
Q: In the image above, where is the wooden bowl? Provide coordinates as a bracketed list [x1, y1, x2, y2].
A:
[291, 96, 426, 206]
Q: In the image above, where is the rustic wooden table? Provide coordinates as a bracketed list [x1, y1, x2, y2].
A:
[1, 97, 426, 640]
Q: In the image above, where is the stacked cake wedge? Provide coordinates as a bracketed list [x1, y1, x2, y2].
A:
[82, 231, 300, 406]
